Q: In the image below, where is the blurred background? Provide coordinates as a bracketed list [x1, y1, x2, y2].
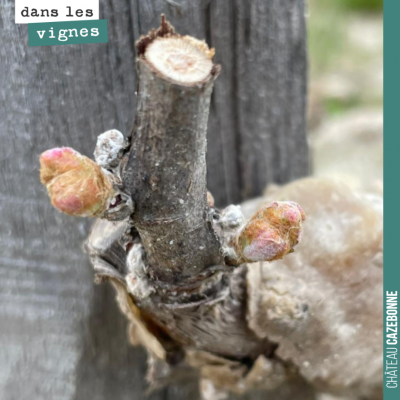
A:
[308, 0, 383, 195]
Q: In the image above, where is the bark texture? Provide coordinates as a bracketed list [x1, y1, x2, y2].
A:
[124, 41, 222, 284]
[243, 178, 383, 400]
[0, 1, 308, 400]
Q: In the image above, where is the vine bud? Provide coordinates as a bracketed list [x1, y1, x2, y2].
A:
[40, 147, 114, 217]
[94, 129, 126, 169]
[236, 201, 306, 263]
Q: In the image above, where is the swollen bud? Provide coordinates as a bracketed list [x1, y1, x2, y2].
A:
[236, 201, 306, 263]
[40, 147, 114, 217]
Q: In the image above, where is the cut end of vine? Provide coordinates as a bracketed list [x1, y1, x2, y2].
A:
[136, 14, 175, 56]
[137, 14, 218, 85]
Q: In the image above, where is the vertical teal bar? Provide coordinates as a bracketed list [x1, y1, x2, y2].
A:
[384, 1, 400, 399]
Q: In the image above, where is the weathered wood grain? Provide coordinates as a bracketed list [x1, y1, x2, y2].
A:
[0, 1, 308, 399]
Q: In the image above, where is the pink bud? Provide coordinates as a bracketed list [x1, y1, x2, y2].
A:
[40, 147, 114, 217]
[236, 201, 306, 263]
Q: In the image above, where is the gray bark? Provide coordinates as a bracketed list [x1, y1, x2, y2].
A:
[124, 49, 223, 285]
[0, 1, 308, 400]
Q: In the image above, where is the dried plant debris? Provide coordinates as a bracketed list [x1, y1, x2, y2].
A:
[245, 178, 383, 399]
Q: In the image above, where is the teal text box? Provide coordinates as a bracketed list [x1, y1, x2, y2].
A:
[28, 20, 108, 46]
[384, 1, 400, 399]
